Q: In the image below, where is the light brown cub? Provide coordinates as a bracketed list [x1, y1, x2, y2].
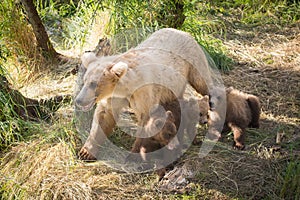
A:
[208, 87, 261, 150]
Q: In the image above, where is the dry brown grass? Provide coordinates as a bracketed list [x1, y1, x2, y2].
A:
[223, 22, 300, 147]
[178, 144, 287, 199]
[0, 139, 170, 200]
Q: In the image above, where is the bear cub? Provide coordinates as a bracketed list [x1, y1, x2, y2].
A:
[208, 87, 261, 150]
[128, 96, 210, 179]
[128, 107, 179, 179]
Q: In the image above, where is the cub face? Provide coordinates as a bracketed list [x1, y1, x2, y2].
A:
[147, 109, 179, 150]
[184, 96, 210, 125]
[197, 95, 210, 125]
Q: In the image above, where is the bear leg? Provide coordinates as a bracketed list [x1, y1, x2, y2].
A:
[79, 100, 124, 160]
[229, 123, 246, 150]
[125, 138, 144, 163]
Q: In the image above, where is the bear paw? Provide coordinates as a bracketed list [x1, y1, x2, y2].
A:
[78, 147, 97, 161]
[233, 142, 245, 150]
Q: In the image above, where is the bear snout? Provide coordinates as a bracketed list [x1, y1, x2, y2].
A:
[75, 97, 95, 112]
[75, 98, 83, 106]
[201, 119, 208, 124]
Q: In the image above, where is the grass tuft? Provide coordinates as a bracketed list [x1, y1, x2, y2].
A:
[278, 159, 300, 199]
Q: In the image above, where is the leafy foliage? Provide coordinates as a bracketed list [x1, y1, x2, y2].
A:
[36, 0, 104, 51]
[104, 0, 232, 71]
[207, 0, 300, 25]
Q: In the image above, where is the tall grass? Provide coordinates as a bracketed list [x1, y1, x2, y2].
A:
[35, 0, 104, 52]
[104, 0, 233, 71]
[182, 1, 231, 71]
[0, 0, 42, 149]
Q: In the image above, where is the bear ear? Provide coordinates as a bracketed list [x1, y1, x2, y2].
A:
[226, 87, 234, 93]
[110, 62, 128, 78]
[166, 110, 175, 122]
[203, 95, 209, 101]
[81, 51, 97, 69]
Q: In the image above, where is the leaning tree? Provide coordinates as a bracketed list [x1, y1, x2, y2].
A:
[19, 0, 60, 59]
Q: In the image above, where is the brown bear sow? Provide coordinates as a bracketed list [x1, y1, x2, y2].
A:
[219, 87, 261, 150]
[129, 109, 179, 179]
[76, 28, 224, 161]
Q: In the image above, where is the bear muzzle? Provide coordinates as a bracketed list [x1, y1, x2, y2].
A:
[75, 97, 95, 112]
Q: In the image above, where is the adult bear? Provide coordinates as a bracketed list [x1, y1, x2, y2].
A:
[75, 28, 225, 160]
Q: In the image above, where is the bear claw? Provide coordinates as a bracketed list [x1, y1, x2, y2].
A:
[233, 143, 245, 150]
[78, 147, 97, 161]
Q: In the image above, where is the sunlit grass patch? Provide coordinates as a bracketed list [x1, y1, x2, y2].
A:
[0, 135, 165, 200]
[0, 140, 89, 200]
[179, 144, 286, 199]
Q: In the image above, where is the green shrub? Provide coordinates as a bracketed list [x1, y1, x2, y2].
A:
[104, 0, 233, 70]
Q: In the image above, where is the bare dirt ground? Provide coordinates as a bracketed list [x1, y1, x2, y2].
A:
[1, 21, 299, 199]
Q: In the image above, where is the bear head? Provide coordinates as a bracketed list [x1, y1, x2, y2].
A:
[145, 107, 179, 150]
[196, 95, 210, 125]
[75, 51, 128, 111]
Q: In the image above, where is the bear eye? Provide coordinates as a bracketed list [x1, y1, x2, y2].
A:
[164, 132, 173, 140]
[103, 69, 110, 77]
[199, 112, 203, 117]
[89, 81, 97, 89]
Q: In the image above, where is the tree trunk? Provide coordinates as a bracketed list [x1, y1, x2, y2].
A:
[20, 0, 59, 59]
[170, 0, 185, 28]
